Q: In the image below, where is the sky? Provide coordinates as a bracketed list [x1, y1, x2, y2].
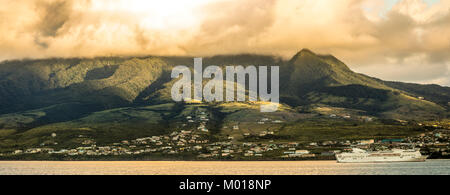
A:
[0, 0, 449, 86]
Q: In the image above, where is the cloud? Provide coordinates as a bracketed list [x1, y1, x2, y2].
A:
[36, 0, 73, 37]
[33, 0, 77, 48]
[186, 0, 277, 55]
[0, 0, 449, 86]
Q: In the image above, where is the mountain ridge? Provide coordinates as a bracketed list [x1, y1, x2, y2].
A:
[1, 49, 449, 112]
[0, 49, 448, 150]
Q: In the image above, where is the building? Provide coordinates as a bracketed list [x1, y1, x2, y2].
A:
[295, 150, 310, 155]
[381, 139, 404, 143]
[359, 139, 375, 145]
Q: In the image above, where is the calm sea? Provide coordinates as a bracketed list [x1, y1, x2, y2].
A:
[0, 160, 449, 175]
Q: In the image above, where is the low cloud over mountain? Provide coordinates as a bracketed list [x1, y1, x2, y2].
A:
[0, 0, 449, 85]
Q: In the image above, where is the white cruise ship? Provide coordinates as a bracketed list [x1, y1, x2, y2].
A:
[336, 148, 428, 163]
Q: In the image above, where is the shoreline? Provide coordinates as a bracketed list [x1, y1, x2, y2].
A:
[1, 157, 448, 162]
[1, 159, 448, 163]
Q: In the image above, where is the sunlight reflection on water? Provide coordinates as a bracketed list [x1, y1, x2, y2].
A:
[0, 160, 449, 175]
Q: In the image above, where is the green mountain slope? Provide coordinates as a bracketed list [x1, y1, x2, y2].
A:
[280, 49, 447, 118]
[0, 50, 448, 151]
[0, 57, 169, 113]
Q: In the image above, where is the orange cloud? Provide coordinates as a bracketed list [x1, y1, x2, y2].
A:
[0, 0, 449, 85]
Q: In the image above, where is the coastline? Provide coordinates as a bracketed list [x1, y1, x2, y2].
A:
[0, 155, 448, 161]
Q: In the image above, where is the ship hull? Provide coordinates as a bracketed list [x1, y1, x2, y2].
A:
[336, 149, 428, 163]
[336, 156, 428, 163]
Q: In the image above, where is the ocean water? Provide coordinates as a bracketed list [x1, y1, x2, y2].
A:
[0, 160, 449, 175]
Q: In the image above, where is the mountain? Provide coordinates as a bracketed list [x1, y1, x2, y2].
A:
[282, 49, 390, 95]
[281, 49, 448, 118]
[0, 50, 448, 151]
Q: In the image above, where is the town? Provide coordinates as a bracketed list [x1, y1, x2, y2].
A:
[1, 110, 449, 160]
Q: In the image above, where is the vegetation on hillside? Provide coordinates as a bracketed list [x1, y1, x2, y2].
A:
[0, 50, 448, 152]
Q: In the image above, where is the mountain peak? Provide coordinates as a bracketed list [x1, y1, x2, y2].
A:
[299, 48, 315, 54]
[289, 48, 317, 63]
[284, 48, 390, 95]
[289, 48, 351, 71]
[296, 48, 316, 57]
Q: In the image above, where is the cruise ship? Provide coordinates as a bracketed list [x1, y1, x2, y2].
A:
[336, 148, 428, 163]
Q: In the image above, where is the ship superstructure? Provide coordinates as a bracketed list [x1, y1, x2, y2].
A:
[336, 148, 428, 163]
